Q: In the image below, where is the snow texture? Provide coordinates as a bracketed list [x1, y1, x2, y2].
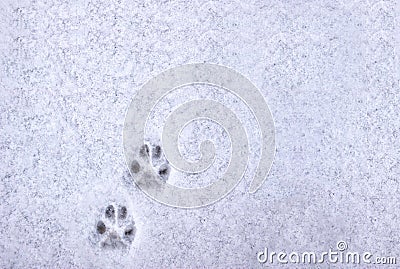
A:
[0, 0, 399, 268]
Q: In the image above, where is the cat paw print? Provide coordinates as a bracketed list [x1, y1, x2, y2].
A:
[137, 143, 171, 181]
[95, 204, 136, 249]
[128, 144, 171, 191]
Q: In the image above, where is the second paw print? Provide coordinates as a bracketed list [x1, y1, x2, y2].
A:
[95, 204, 136, 249]
[137, 143, 171, 182]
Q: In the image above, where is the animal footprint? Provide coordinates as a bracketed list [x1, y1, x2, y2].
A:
[134, 143, 171, 182]
[95, 204, 136, 249]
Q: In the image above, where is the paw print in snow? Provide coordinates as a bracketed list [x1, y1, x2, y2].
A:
[95, 204, 136, 249]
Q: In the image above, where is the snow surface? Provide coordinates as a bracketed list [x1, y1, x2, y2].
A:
[0, 0, 399, 268]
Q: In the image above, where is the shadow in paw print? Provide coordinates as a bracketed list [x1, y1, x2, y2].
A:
[118, 206, 127, 220]
[149, 145, 171, 182]
[97, 220, 106, 234]
[105, 205, 115, 221]
[158, 163, 170, 181]
[150, 144, 164, 167]
[95, 204, 136, 249]
[130, 160, 141, 174]
[152, 145, 162, 159]
[139, 144, 149, 158]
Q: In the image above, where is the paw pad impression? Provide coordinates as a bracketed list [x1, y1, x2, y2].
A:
[95, 204, 136, 249]
[133, 144, 171, 182]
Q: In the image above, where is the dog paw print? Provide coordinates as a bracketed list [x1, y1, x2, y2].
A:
[95, 204, 136, 249]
